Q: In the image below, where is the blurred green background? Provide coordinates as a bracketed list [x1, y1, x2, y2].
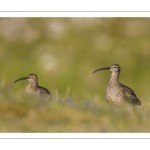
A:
[0, 18, 150, 132]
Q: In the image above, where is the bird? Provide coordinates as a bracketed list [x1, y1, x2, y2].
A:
[14, 74, 50, 98]
[93, 64, 141, 106]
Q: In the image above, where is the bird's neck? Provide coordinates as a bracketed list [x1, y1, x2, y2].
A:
[26, 82, 38, 94]
[109, 72, 120, 85]
[28, 82, 38, 89]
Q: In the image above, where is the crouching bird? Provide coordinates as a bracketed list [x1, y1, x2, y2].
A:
[14, 74, 50, 98]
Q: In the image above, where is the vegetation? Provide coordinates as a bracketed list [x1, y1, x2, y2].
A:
[0, 18, 150, 132]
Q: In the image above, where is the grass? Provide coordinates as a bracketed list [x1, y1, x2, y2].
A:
[0, 85, 148, 132]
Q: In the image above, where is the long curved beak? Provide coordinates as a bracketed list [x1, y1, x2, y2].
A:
[93, 67, 110, 73]
[14, 77, 28, 83]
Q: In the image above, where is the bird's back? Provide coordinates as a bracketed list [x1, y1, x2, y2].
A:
[120, 84, 141, 105]
[37, 86, 51, 98]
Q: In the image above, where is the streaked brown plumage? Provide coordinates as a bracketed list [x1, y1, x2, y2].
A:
[93, 64, 141, 106]
[14, 74, 50, 98]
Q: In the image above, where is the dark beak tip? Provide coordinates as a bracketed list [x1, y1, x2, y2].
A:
[93, 70, 98, 74]
[14, 80, 18, 83]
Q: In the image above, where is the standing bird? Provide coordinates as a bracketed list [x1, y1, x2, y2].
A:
[14, 74, 50, 98]
[93, 64, 141, 106]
